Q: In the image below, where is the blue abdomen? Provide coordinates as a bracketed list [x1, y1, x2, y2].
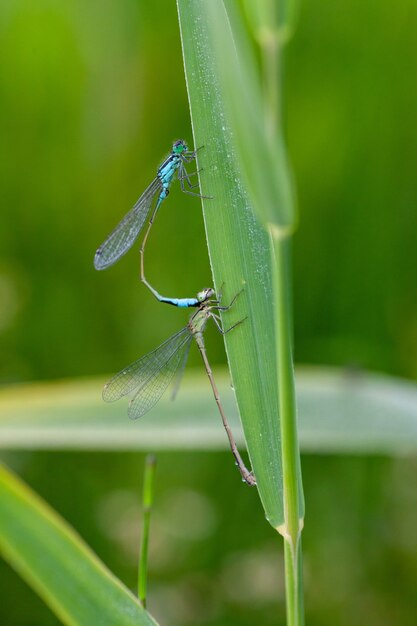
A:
[161, 297, 199, 308]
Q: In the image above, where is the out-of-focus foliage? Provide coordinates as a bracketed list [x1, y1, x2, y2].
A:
[0, 464, 158, 626]
[288, 1, 417, 378]
[0, 0, 416, 625]
[0, 0, 211, 384]
[2, 450, 416, 626]
[1, 368, 416, 454]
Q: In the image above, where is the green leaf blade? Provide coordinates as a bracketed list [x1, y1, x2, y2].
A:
[180, 0, 295, 231]
[1, 369, 416, 454]
[178, 0, 285, 527]
[0, 464, 158, 626]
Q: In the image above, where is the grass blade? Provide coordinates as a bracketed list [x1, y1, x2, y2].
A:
[176, 2, 304, 619]
[177, 0, 285, 526]
[241, 0, 301, 46]
[1, 369, 416, 453]
[0, 463, 158, 626]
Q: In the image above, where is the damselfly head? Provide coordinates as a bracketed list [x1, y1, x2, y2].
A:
[197, 287, 215, 303]
[172, 139, 188, 154]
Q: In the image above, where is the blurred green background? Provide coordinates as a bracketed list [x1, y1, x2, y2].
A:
[0, 1, 416, 625]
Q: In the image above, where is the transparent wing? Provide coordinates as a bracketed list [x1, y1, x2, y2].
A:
[94, 178, 161, 270]
[128, 334, 193, 420]
[103, 327, 191, 404]
[170, 339, 192, 401]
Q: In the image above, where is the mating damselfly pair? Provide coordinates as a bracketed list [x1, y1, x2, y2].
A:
[95, 141, 255, 486]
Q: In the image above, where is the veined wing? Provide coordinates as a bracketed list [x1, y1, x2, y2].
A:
[128, 332, 193, 420]
[94, 177, 161, 270]
[103, 327, 191, 404]
[170, 338, 192, 401]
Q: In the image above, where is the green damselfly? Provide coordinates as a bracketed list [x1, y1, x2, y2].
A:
[103, 288, 255, 486]
[94, 140, 204, 270]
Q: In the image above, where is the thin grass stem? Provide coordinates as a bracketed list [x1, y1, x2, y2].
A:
[138, 454, 157, 608]
[261, 6, 305, 620]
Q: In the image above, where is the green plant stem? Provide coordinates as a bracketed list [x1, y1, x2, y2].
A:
[260, 6, 305, 620]
[138, 454, 157, 608]
[270, 232, 304, 626]
[284, 537, 304, 625]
